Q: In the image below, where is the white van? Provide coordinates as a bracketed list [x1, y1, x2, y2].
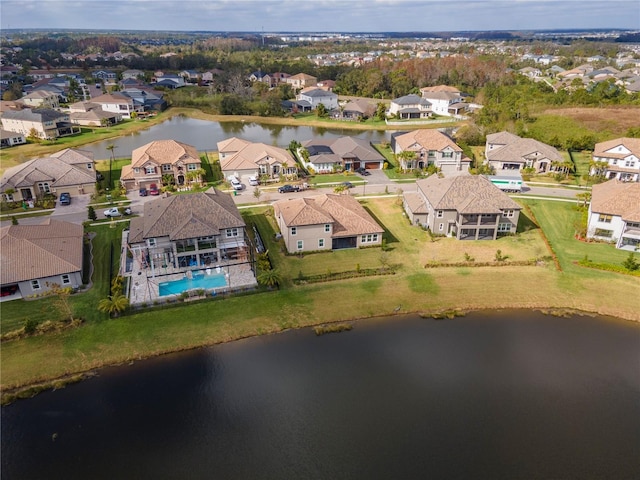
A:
[249, 176, 259, 186]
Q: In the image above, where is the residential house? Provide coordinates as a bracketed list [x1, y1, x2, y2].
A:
[402, 175, 521, 240]
[119, 88, 167, 113]
[273, 194, 384, 252]
[0, 129, 26, 148]
[68, 101, 121, 126]
[91, 70, 117, 82]
[181, 70, 201, 83]
[1, 219, 84, 299]
[217, 137, 297, 179]
[122, 69, 144, 80]
[316, 79, 336, 91]
[587, 179, 640, 250]
[153, 73, 185, 89]
[388, 94, 432, 119]
[120, 140, 202, 191]
[300, 137, 385, 173]
[590, 137, 640, 182]
[340, 98, 376, 120]
[391, 129, 471, 175]
[90, 93, 137, 119]
[261, 72, 291, 88]
[485, 131, 563, 174]
[1, 148, 97, 201]
[20, 89, 60, 109]
[202, 69, 224, 82]
[126, 189, 256, 290]
[518, 67, 543, 79]
[419, 85, 467, 116]
[285, 73, 317, 90]
[0, 108, 79, 140]
[296, 88, 338, 111]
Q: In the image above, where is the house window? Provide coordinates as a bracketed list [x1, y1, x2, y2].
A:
[498, 223, 512, 232]
[87, 163, 93, 169]
[318, 238, 325, 248]
[439, 223, 444, 231]
[599, 214, 613, 223]
[297, 240, 303, 250]
[37, 182, 50, 193]
[594, 228, 613, 238]
[147, 238, 157, 247]
[226, 228, 239, 237]
[259, 165, 268, 175]
[360, 234, 379, 243]
[5, 193, 14, 201]
[61, 274, 71, 284]
[428, 150, 435, 157]
[187, 164, 198, 171]
[436, 210, 443, 218]
[31, 280, 40, 290]
[162, 164, 172, 172]
[625, 160, 634, 167]
[627, 222, 640, 228]
[502, 210, 515, 218]
[442, 151, 453, 158]
[145, 166, 155, 175]
[291, 227, 297, 236]
[134, 168, 140, 174]
[324, 224, 331, 232]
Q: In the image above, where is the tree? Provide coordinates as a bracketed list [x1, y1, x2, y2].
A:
[622, 252, 639, 271]
[87, 205, 97, 221]
[46, 282, 75, 323]
[11, 216, 18, 225]
[316, 103, 328, 118]
[257, 269, 281, 289]
[253, 187, 262, 201]
[106, 144, 116, 189]
[98, 294, 129, 317]
[375, 102, 387, 121]
[27, 128, 39, 141]
[333, 184, 347, 194]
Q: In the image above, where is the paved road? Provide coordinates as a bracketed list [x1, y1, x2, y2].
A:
[1, 176, 583, 227]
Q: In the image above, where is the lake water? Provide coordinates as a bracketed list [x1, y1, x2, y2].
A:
[2, 310, 639, 479]
[83, 116, 392, 160]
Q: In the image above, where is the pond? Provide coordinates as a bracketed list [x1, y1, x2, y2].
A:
[83, 116, 393, 160]
[2, 310, 639, 479]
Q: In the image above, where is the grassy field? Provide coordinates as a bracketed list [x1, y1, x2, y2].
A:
[2, 192, 640, 394]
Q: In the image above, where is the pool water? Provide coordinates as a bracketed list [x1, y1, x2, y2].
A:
[159, 271, 227, 296]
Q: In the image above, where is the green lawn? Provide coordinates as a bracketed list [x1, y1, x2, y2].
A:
[372, 143, 421, 180]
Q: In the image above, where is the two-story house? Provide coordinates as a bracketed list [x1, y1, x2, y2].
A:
[120, 140, 202, 191]
[587, 179, 640, 250]
[91, 93, 138, 119]
[419, 86, 467, 117]
[1, 148, 97, 201]
[91, 70, 117, 82]
[217, 137, 297, 180]
[273, 194, 384, 252]
[300, 137, 385, 173]
[126, 189, 257, 303]
[590, 137, 640, 182]
[485, 131, 563, 174]
[403, 175, 521, 240]
[296, 88, 338, 111]
[20, 89, 60, 109]
[387, 94, 432, 119]
[391, 129, 471, 175]
[285, 73, 317, 90]
[0, 108, 79, 140]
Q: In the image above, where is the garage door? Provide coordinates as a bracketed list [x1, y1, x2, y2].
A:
[364, 162, 380, 170]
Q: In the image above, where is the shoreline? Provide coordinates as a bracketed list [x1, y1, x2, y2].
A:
[1, 305, 636, 406]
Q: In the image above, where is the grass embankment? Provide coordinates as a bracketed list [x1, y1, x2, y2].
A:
[2, 197, 639, 397]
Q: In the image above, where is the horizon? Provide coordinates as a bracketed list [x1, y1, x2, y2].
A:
[1, 0, 638, 33]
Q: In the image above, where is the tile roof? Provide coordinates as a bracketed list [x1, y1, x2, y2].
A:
[486, 131, 521, 145]
[219, 141, 294, 172]
[274, 194, 383, 237]
[394, 129, 462, 152]
[486, 134, 563, 164]
[403, 191, 428, 214]
[593, 137, 640, 159]
[217, 137, 251, 154]
[590, 180, 640, 222]
[1, 108, 66, 122]
[1, 219, 83, 284]
[131, 140, 200, 169]
[420, 85, 461, 94]
[128, 189, 245, 244]
[417, 175, 521, 214]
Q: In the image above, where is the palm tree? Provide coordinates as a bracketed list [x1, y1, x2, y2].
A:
[98, 294, 129, 317]
[257, 269, 282, 289]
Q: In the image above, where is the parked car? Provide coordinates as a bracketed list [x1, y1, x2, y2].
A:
[341, 181, 355, 189]
[149, 183, 160, 196]
[356, 167, 371, 176]
[230, 178, 243, 191]
[278, 184, 299, 194]
[139, 187, 148, 197]
[249, 176, 259, 186]
[123, 207, 132, 215]
[59, 192, 71, 205]
[104, 207, 122, 218]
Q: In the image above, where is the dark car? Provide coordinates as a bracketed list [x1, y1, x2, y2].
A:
[59, 192, 71, 205]
[139, 187, 148, 197]
[341, 181, 355, 189]
[278, 184, 299, 194]
[149, 183, 160, 196]
[356, 167, 371, 176]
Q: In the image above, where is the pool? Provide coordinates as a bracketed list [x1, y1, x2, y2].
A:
[159, 270, 227, 296]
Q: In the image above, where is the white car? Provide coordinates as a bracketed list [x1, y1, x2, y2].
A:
[249, 176, 259, 186]
[228, 176, 243, 190]
[104, 207, 122, 218]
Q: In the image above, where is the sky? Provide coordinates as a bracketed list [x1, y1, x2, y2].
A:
[1, 0, 638, 32]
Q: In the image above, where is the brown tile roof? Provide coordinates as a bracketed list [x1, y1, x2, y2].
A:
[417, 175, 521, 214]
[395, 129, 462, 152]
[486, 131, 521, 145]
[273, 194, 383, 238]
[593, 137, 640, 159]
[131, 140, 201, 169]
[219, 141, 294, 172]
[1, 219, 83, 284]
[91, 93, 133, 105]
[217, 137, 251, 154]
[590, 180, 640, 222]
[486, 135, 563, 164]
[128, 189, 245, 244]
[420, 85, 461, 94]
[403, 191, 428, 214]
